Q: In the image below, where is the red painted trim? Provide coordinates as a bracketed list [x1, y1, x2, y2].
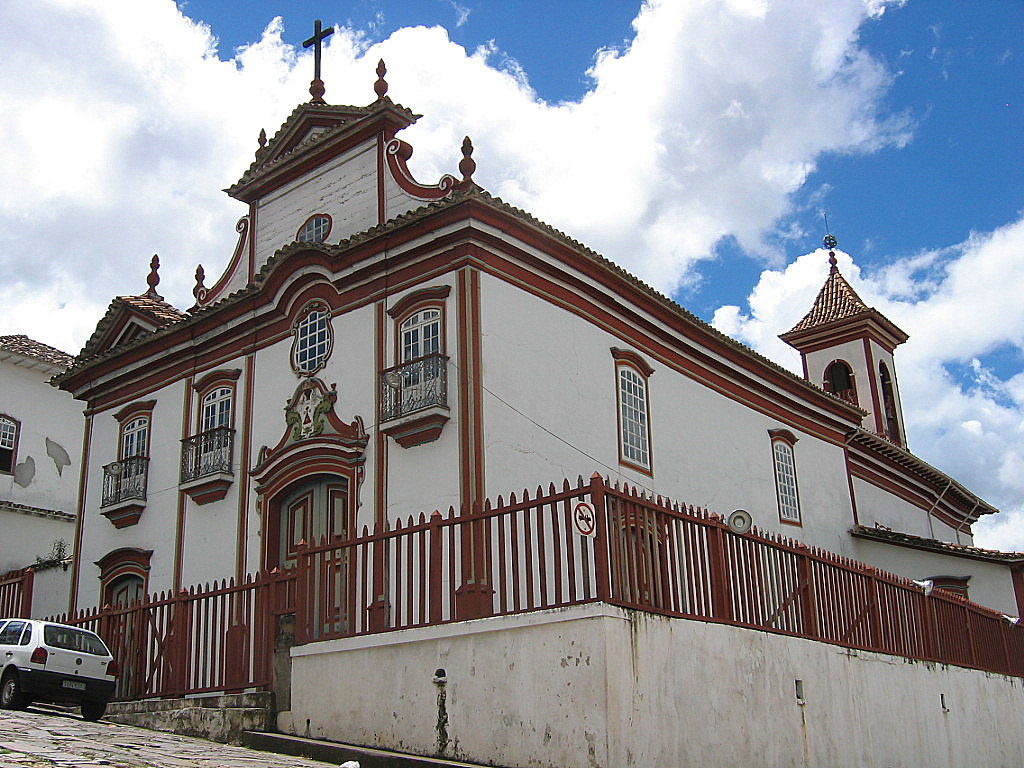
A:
[173, 376, 192, 591]
[848, 460, 965, 530]
[844, 445, 860, 526]
[374, 301, 388, 526]
[192, 368, 242, 394]
[202, 216, 250, 308]
[295, 213, 333, 243]
[230, 107, 415, 203]
[863, 337, 884, 436]
[0, 413, 20, 474]
[610, 347, 655, 377]
[248, 203, 257, 285]
[456, 268, 485, 509]
[384, 138, 457, 200]
[68, 412, 93, 614]
[95, 547, 152, 582]
[1011, 565, 1024, 619]
[112, 400, 156, 424]
[235, 354, 255, 581]
[377, 133, 386, 225]
[767, 428, 799, 445]
[387, 285, 452, 319]
[382, 412, 449, 447]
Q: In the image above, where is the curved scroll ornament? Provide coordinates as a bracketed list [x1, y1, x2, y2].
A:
[194, 216, 250, 309]
[385, 138, 458, 199]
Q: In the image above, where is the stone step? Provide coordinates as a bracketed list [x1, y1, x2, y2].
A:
[105, 691, 273, 743]
[241, 731, 502, 768]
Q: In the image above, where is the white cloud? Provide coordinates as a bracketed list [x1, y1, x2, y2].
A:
[0, 0, 911, 355]
[713, 216, 1024, 552]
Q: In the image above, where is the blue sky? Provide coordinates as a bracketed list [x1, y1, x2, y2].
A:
[2, 1, 1023, 549]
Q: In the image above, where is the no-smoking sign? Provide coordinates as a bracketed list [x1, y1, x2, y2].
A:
[573, 502, 596, 537]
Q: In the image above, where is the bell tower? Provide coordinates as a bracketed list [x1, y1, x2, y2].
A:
[780, 235, 909, 446]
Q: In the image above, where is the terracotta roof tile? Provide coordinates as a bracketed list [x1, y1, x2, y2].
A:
[851, 524, 1024, 563]
[785, 261, 871, 335]
[0, 335, 74, 368]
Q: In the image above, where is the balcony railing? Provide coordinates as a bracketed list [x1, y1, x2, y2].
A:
[380, 353, 448, 421]
[180, 427, 234, 483]
[101, 456, 149, 507]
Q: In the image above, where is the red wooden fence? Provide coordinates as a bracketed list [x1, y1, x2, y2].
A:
[0, 568, 33, 618]
[293, 473, 1024, 677]
[39, 473, 1024, 701]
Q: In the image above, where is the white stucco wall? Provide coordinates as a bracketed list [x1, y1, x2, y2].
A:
[253, 141, 379, 275]
[851, 538, 1019, 617]
[476, 273, 857, 557]
[0, 507, 74, 575]
[289, 604, 1024, 768]
[0, 360, 81, 519]
[852, 476, 960, 541]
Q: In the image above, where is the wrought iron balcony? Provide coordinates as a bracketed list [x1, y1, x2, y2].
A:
[101, 456, 149, 508]
[380, 353, 448, 422]
[180, 427, 235, 483]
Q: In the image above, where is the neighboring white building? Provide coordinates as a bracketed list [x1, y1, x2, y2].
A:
[50, 60, 1023, 767]
[0, 335, 79, 617]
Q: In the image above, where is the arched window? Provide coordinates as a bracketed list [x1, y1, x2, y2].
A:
[121, 416, 149, 460]
[400, 308, 442, 362]
[611, 349, 655, 474]
[823, 360, 858, 405]
[879, 362, 901, 444]
[201, 386, 232, 432]
[0, 414, 18, 474]
[769, 429, 801, 525]
[297, 214, 332, 243]
[291, 301, 333, 375]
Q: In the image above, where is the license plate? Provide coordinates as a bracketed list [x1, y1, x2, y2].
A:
[62, 680, 86, 691]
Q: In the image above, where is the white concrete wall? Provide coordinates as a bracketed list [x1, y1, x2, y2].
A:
[852, 476, 960, 541]
[851, 537, 1019, 617]
[27, 564, 72, 620]
[252, 141, 379, 276]
[0, 361, 82, 519]
[289, 604, 1024, 768]
[0, 508, 74, 574]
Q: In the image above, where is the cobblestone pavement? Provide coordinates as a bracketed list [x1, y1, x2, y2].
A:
[0, 707, 338, 768]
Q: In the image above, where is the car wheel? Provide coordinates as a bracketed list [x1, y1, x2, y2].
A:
[81, 700, 106, 721]
[0, 671, 25, 710]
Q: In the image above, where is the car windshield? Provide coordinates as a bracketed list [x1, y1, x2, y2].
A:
[43, 625, 110, 656]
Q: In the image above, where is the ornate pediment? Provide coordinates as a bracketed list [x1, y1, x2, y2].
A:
[252, 378, 368, 489]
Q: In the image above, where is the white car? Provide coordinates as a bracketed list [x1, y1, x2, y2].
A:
[0, 618, 117, 721]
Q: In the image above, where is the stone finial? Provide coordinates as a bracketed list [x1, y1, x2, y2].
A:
[823, 233, 838, 272]
[193, 264, 207, 303]
[374, 59, 388, 100]
[145, 254, 163, 299]
[309, 78, 326, 103]
[459, 136, 476, 183]
[258, 128, 267, 148]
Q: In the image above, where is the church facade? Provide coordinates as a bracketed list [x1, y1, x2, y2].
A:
[48, 57, 1024, 767]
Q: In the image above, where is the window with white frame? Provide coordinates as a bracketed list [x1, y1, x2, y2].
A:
[201, 387, 232, 432]
[0, 415, 17, 473]
[400, 308, 442, 362]
[292, 302, 332, 375]
[121, 417, 149, 460]
[297, 214, 331, 243]
[770, 431, 801, 524]
[617, 364, 651, 471]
